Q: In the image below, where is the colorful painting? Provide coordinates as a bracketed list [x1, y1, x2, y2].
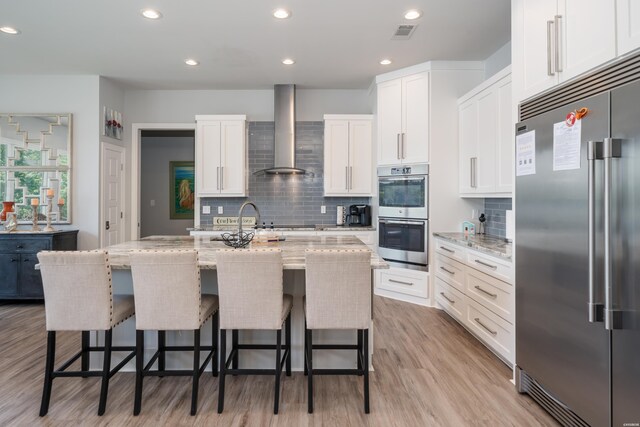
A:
[170, 161, 195, 219]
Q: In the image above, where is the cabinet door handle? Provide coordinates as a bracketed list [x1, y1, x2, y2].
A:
[389, 278, 414, 286]
[23, 258, 29, 262]
[217, 166, 220, 190]
[470, 157, 477, 188]
[220, 166, 224, 190]
[439, 246, 454, 254]
[397, 134, 401, 159]
[547, 20, 555, 76]
[401, 133, 406, 159]
[349, 166, 353, 190]
[345, 166, 349, 190]
[474, 285, 498, 298]
[555, 15, 562, 73]
[11, 258, 18, 262]
[474, 318, 497, 336]
[16, 244, 23, 249]
[440, 292, 455, 304]
[474, 259, 497, 270]
[439, 266, 455, 275]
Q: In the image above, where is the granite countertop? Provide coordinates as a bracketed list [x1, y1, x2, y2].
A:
[189, 225, 376, 232]
[104, 235, 388, 270]
[433, 232, 512, 261]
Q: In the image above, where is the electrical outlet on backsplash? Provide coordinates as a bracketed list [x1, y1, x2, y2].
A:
[198, 121, 370, 226]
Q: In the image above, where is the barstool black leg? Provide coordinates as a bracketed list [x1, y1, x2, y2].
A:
[232, 329, 239, 371]
[133, 330, 144, 416]
[274, 329, 282, 414]
[39, 331, 56, 417]
[157, 330, 166, 375]
[190, 328, 201, 416]
[97, 329, 113, 415]
[357, 329, 363, 374]
[307, 328, 314, 414]
[212, 312, 219, 377]
[217, 329, 227, 414]
[363, 328, 370, 414]
[303, 319, 308, 376]
[285, 313, 291, 376]
[81, 330, 90, 377]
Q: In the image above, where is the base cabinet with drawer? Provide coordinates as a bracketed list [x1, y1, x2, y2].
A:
[0, 230, 78, 300]
[375, 267, 430, 306]
[434, 237, 514, 366]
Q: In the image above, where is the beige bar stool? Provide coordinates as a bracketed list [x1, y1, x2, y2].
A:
[129, 249, 219, 416]
[215, 248, 292, 414]
[304, 249, 372, 414]
[37, 250, 135, 416]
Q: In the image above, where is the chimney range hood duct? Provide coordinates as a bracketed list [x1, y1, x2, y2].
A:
[257, 84, 306, 174]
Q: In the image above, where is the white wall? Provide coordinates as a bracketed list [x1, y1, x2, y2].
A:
[0, 75, 101, 249]
[484, 42, 512, 80]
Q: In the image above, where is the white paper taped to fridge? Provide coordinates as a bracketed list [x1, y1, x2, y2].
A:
[516, 130, 536, 176]
[553, 120, 582, 171]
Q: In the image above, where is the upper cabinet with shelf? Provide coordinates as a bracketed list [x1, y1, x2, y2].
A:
[323, 115, 373, 196]
[195, 115, 246, 197]
[458, 68, 513, 197]
[377, 72, 429, 165]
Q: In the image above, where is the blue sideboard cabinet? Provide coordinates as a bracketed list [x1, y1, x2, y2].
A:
[0, 230, 78, 300]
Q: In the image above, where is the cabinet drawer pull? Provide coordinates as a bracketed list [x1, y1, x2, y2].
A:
[474, 317, 497, 336]
[388, 278, 413, 286]
[11, 258, 18, 262]
[439, 292, 455, 304]
[474, 259, 497, 270]
[23, 258, 29, 262]
[16, 245, 23, 249]
[474, 285, 497, 298]
[439, 246, 454, 254]
[439, 266, 455, 275]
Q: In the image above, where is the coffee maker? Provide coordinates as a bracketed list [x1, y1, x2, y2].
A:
[346, 205, 371, 226]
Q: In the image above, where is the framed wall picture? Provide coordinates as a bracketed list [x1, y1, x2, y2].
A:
[169, 161, 195, 219]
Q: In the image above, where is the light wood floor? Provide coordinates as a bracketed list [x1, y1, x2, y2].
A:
[0, 296, 558, 426]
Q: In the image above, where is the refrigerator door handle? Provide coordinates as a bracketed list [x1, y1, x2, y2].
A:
[603, 137, 623, 330]
[587, 140, 604, 323]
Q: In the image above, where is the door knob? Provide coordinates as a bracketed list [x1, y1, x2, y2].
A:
[105, 221, 110, 230]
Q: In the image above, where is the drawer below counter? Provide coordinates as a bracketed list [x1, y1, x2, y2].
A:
[435, 277, 466, 323]
[464, 296, 514, 366]
[376, 267, 428, 299]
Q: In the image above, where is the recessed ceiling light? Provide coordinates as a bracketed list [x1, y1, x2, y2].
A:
[282, 58, 295, 65]
[185, 59, 199, 66]
[380, 59, 392, 65]
[273, 8, 291, 19]
[404, 9, 422, 20]
[141, 9, 162, 19]
[0, 26, 20, 35]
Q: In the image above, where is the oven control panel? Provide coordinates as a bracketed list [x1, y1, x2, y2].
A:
[390, 166, 412, 175]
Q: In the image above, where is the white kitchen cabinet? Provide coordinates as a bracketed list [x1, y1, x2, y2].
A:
[377, 72, 429, 166]
[514, 0, 616, 102]
[323, 115, 373, 197]
[617, 0, 640, 56]
[195, 115, 246, 197]
[458, 68, 513, 197]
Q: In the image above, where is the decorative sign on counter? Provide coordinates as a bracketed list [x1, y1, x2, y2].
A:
[212, 216, 256, 226]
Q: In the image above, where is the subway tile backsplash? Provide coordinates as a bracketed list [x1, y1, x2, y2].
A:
[483, 197, 512, 238]
[199, 121, 370, 226]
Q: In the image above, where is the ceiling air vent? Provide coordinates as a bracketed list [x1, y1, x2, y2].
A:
[392, 24, 417, 40]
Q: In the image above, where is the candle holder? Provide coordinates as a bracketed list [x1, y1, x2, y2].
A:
[31, 204, 41, 232]
[44, 194, 55, 232]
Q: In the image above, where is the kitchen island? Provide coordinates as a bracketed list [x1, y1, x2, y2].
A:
[95, 235, 388, 372]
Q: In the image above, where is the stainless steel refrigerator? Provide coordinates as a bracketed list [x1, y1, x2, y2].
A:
[515, 63, 640, 427]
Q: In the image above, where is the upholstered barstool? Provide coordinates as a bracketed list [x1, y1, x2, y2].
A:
[304, 249, 372, 414]
[129, 249, 218, 416]
[37, 250, 136, 416]
[215, 248, 292, 414]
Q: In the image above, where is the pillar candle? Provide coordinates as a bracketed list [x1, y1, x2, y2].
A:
[31, 198, 39, 206]
[46, 189, 54, 197]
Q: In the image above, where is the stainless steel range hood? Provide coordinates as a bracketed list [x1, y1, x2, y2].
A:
[257, 84, 305, 174]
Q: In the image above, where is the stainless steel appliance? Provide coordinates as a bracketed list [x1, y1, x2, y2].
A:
[346, 205, 371, 227]
[515, 57, 640, 427]
[377, 164, 428, 219]
[377, 218, 428, 271]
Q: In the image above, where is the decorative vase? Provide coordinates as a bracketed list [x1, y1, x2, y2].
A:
[1, 201, 15, 221]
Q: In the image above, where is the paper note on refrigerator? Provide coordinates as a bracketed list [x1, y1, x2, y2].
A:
[516, 130, 536, 176]
[553, 120, 582, 171]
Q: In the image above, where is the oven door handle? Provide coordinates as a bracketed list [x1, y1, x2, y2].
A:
[379, 177, 425, 182]
[379, 219, 425, 226]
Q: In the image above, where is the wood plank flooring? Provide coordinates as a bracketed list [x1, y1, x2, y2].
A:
[0, 297, 558, 426]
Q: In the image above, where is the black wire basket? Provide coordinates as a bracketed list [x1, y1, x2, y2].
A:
[220, 231, 255, 248]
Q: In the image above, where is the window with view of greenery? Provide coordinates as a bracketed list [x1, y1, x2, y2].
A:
[0, 114, 72, 224]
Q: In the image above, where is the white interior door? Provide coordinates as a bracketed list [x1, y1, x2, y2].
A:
[401, 72, 429, 164]
[102, 142, 125, 247]
[348, 119, 373, 195]
[377, 79, 403, 165]
[324, 120, 350, 195]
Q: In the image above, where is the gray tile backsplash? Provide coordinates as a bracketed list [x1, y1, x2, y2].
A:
[483, 198, 512, 238]
[199, 121, 370, 226]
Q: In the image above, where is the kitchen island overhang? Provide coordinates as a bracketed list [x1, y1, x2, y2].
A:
[93, 235, 388, 372]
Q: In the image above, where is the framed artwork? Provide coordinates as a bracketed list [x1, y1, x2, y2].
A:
[103, 106, 123, 140]
[169, 161, 195, 219]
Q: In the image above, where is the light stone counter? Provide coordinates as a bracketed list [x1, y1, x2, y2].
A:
[433, 232, 512, 260]
[106, 235, 388, 270]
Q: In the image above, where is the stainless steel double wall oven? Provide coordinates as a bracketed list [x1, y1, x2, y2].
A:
[377, 164, 429, 271]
